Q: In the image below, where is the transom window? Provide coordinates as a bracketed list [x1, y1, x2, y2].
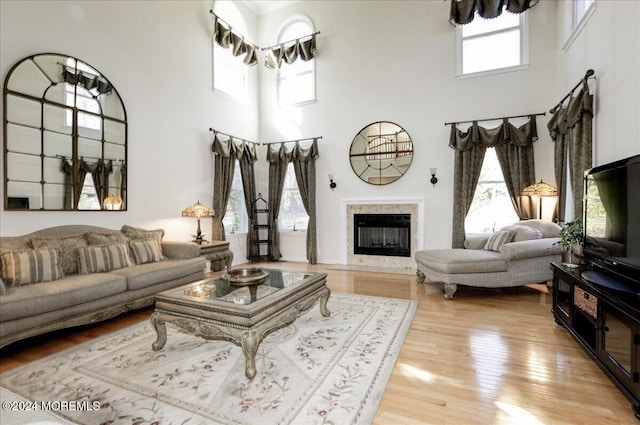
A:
[458, 9, 527, 76]
[280, 163, 308, 231]
[277, 17, 315, 105]
[222, 161, 248, 234]
[465, 148, 519, 233]
[213, 2, 249, 101]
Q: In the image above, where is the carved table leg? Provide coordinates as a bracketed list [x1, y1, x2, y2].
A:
[416, 270, 426, 283]
[150, 312, 167, 351]
[241, 330, 259, 379]
[319, 287, 331, 317]
[443, 282, 458, 300]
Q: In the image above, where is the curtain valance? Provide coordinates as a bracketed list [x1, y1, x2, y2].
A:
[211, 133, 258, 162]
[449, 116, 538, 151]
[547, 80, 593, 139]
[449, 0, 540, 25]
[264, 35, 317, 69]
[62, 67, 112, 94]
[266, 139, 320, 163]
[212, 13, 258, 66]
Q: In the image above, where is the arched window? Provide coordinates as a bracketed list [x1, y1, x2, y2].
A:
[277, 16, 316, 105]
[213, 2, 249, 101]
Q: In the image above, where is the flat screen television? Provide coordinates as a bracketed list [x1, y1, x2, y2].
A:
[582, 154, 640, 292]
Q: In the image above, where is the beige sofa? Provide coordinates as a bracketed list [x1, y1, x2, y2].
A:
[0, 225, 206, 348]
[415, 220, 562, 299]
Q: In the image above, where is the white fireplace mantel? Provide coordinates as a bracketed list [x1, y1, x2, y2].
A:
[339, 198, 424, 267]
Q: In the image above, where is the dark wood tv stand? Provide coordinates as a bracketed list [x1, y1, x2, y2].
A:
[551, 262, 640, 419]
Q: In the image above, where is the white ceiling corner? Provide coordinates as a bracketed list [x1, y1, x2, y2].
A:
[241, 0, 300, 15]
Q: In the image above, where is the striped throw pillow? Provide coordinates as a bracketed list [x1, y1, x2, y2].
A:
[129, 240, 164, 265]
[77, 244, 133, 274]
[483, 229, 516, 252]
[0, 249, 64, 287]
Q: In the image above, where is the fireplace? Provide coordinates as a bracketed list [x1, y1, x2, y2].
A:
[354, 214, 411, 257]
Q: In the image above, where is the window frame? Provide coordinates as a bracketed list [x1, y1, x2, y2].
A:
[456, 11, 529, 78]
[222, 160, 248, 235]
[212, 2, 250, 102]
[562, 0, 597, 51]
[276, 14, 316, 106]
[278, 162, 309, 232]
[464, 148, 519, 234]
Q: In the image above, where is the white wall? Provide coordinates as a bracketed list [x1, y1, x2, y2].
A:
[2, 1, 638, 267]
[0, 0, 258, 264]
[257, 0, 560, 263]
[557, 0, 640, 166]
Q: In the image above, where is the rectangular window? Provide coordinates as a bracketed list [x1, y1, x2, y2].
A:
[458, 10, 527, 76]
[465, 148, 519, 233]
[214, 44, 248, 101]
[222, 162, 248, 234]
[280, 164, 309, 231]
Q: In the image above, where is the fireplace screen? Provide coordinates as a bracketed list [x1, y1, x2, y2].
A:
[354, 214, 410, 257]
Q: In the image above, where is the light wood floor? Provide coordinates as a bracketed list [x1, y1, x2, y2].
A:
[1, 262, 636, 424]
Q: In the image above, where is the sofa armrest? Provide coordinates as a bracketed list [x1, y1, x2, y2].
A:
[162, 241, 200, 259]
[464, 235, 490, 250]
[500, 237, 562, 261]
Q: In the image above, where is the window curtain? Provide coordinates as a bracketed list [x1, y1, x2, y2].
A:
[237, 142, 260, 259]
[266, 143, 293, 260]
[449, 0, 540, 25]
[265, 35, 317, 69]
[449, 116, 537, 248]
[212, 135, 237, 241]
[61, 66, 112, 94]
[494, 117, 537, 220]
[212, 14, 258, 66]
[61, 158, 74, 209]
[547, 80, 593, 222]
[79, 159, 110, 207]
[291, 139, 319, 264]
[120, 161, 127, 208]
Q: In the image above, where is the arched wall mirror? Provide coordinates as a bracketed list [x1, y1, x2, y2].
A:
[3, 53, 127, 211]
[349, 121, 413, 185]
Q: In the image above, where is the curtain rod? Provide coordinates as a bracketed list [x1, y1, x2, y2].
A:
[549, 69, 595, 114]
[209, 128, 259, 145]
[261, 136, 322, 146]
[261, 31, 321, 51]
[444, 112, 546, 126]
[209, 10, 258, 47]
[55, 154, 124, 163]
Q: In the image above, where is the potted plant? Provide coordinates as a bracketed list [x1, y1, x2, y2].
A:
[555, 218, 583, 268]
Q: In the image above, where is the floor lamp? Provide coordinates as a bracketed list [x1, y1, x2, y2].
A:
[522, 180, 558, 220]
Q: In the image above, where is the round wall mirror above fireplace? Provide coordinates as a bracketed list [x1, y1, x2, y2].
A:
[349, 121, 413, 185]
[3, 53, 127, 211]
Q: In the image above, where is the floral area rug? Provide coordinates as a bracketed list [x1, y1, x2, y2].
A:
[1, 293, 417, 425]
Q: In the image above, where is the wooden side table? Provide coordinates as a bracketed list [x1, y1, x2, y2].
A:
[198, 241, 233, 271]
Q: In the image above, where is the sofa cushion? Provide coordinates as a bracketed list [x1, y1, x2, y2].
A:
[30, 235, 88, 275]
[121, 225, 164, 246]
[0, 249, 64, 287]
[129, 240, 164, 265]
[77, 244, 133, 274]
[500, 224, 543, 242]
[85, 232, 130, 246]
[109, 257, 205, 291]
[515, 219, 561, 238]
[484, 229, 516, 251]
[415, 249, 507, 274]
[0, 273, 127, 321]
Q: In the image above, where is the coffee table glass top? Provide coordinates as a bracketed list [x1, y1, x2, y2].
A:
[167, 269, 316, 306]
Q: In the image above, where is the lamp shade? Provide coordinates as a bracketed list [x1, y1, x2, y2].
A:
[522, 180, 557, 197]
[181, 201, 215, 218]
[103, 195, 123, 210]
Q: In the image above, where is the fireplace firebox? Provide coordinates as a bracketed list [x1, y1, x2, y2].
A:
[354, 214, 411, 257]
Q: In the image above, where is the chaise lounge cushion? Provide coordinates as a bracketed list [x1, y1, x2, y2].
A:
[415, 249, 507, 274]
[0, 273, 127, 321]
[109, 257, 204, 291]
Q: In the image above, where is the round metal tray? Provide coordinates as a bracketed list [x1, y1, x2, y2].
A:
[220, 267, 269, 286]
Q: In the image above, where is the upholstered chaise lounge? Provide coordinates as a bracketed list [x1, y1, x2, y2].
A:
[415, 220, 562, 299]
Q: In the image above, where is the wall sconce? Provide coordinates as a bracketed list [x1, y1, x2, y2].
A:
[430, 168, 438, 187]
[328, 174, 337, 190]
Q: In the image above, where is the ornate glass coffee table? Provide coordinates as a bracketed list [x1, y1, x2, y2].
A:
[150, 269, 330, 379]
